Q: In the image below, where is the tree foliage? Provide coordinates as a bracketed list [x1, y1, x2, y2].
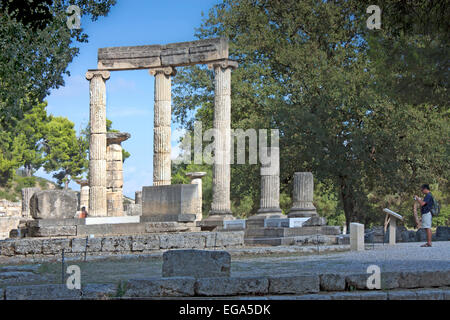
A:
[172, 0, 449, 228]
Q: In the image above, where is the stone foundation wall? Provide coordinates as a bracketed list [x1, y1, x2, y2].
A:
[0, 231, 244, 257]
[1, 270, 449, 300]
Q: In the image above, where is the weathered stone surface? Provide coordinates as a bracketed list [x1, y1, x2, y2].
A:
[320, 274, 346, 291]
[436, 226, 450, 241]
[163, 250, 231, 278]
[125, 277, 196, 297]
[303, 216, 327, 226]
[0, 217, 21, 240]
[0, 240, 15, 256]
[30, 190, 78, 219]
[5, 284, 81, 300]
[81, 283, 116, 299]
[142, 185, 198, 220]
[387, 290, 418, 300]
[125, 203, 142, 216]
[98, 38, 228, 70]
[131, 235, 159, 251]
[42, 238, 70, 255]
[14, 239, 42, 255]
[5, 284, 75, 300]
[350, 223, 364, 251]
[288, 172, 317, 217]
[205, 231, 244, 247]
[101, 236, 132, 252]
[28, 225, 77, 237]
[269, 275, 319, 294]
[195, 277, 269, 296]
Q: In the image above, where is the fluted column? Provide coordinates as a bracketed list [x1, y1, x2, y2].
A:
[257, 147, 282, 214]
[247, 147, 282, 228]
[106, 132, 130, 216]
[149, 67, 175, 186]
[288, 172, 318, 217]
[186, 172, 207, 221]
[86, 70, 110, 217]
[209, 59, 238, 216]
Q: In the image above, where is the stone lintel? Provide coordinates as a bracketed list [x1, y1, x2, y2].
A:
[98, 38, 229, 70]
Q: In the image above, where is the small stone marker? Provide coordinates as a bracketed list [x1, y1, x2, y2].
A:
[350, 223, 364, 251]
[162, 249, 230, 278]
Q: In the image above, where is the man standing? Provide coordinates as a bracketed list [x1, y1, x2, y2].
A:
[415, 184, 434, 247]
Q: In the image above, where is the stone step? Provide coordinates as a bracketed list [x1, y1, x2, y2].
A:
[245, 235, 338, 246]
[245, 226, 341, 238]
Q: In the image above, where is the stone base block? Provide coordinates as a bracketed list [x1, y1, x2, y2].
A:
[162, 249, 231, 278]
[288, 208, 318, 218]
[200, 214, 235, 231]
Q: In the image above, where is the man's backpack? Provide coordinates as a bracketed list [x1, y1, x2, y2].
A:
[430, 195, 440, 217]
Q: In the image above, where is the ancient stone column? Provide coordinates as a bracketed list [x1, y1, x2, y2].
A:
[206, 59, 238, 225]
[135, 191, 142, 205]
[247, 147, 282, 227]
[288, 172, 318, 217]
[106, 132, 130, 217]
[149, 67, 176, 186]
[86, 70, 110, 217]
[186, 172, 207, 222]
[75, 180, 89, 211]
[21, 187, 40, 219]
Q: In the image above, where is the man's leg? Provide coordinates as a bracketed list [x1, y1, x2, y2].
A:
[426, 228, 432, 246]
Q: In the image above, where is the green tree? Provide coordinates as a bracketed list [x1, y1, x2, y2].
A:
[42, 116, 88, 189]
[172, 0, 449, 228]
[14, 101, 50, 176]
[0, 0, 116, 183]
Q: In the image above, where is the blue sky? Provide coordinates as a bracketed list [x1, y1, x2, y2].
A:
[37, 0, 220, 198]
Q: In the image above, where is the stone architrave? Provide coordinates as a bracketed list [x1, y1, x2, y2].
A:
[203, 59, 238, 228]
[75, 180, 89, 211]
[288, 172, 318, 218]
[186, 172, 207, 221]
[21, 188, 40, 219]
[86, 70, 110, 217]
[106, 132, 130, 216]
[149, 67, 176, 186]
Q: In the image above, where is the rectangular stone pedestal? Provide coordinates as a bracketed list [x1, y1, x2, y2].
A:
[350, 223, 364, 251]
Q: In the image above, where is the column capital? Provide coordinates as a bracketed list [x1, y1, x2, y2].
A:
[149, 66, 177, 76]
[86, 70, 110, 81]
[208, 59, 238, 71]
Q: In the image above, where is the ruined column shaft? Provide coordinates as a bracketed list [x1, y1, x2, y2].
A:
[289, 172, 317, 217]
[86, 70, 110, 217]
[150, 67, 174, 186]
[257, 147, 282, 215]
[106, 132, 130, 217]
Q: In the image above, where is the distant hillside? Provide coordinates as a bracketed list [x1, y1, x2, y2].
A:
[0, 175, 59, 202]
